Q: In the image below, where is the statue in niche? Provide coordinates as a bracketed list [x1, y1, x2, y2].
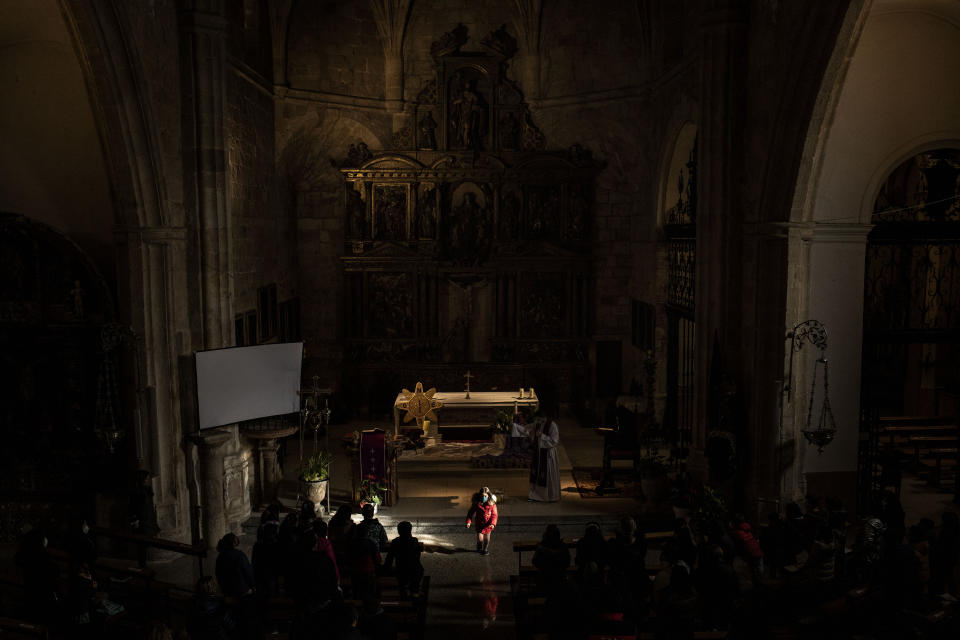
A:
[69, 280, 85, 321]
[346, 187, 366, 239]
[498, 190, 520, 239]
[375, 187, 406, 241]
[451, 76, 486, 150]
[417, 187, 438, 238]
[568, 186, 589, 239]
[499, 112, 521, 150]
[419, 111, 437, 150]
[528, 188, 559, 238]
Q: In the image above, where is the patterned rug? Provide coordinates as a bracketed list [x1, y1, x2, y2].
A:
[571, 466, 644, 499]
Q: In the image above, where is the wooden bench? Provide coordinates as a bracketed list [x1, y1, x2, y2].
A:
[512, 531, 672, 571]
[880, 415, 956, 425]
[908, 436, 959, 465]
[883, 424, 956, 444]
[919, 448, 959, 487]
[0, 617, 49, 639]
[91, 526, 208, 577]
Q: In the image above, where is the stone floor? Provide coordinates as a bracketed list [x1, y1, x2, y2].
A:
[144, 413, 661, 639]
[142, 417, 960, 640]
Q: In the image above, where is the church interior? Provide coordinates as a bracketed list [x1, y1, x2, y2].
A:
[2, 0, 960, 638]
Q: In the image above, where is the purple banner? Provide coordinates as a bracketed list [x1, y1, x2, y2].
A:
[360, 429, 386, 482]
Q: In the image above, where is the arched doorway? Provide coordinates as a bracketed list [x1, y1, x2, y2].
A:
[0, 213, 125, 533]
[859, 148, 960, 508]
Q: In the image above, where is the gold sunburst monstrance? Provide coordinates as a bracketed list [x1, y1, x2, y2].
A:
[398, 382, 443, 426]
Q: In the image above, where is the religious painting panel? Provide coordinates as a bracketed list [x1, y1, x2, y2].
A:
[446, 182, 493, 265]
[447, 67, 490, 151]
[367, 272, 414, 338]
[415, 183, 440, 240]
[565, 183, 592, 240]
[525, 185, 561, 241]
[518, 272, 565, 338]
[372, 185, 409, 241]
[497, 184, 522, 241]
[344, 182, 368, 240]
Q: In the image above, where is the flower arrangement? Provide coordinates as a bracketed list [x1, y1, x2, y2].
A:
[359, 478, 389, 507]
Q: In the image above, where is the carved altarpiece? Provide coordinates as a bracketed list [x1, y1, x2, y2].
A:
[340, 27, 597, 408]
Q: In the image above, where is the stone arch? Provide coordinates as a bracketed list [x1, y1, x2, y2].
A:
[788, 1, 960, 507]
[656, 121, 698, 228]
[59, 2, 170, 230]
[54, 3, 193, 538]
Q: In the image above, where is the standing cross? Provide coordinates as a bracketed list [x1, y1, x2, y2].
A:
[464, 370, 473, 399]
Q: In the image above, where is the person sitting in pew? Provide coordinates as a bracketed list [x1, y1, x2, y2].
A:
[383, 520, 423, 599]
[532, 524, 570, 595]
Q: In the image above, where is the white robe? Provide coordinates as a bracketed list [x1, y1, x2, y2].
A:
[514, 419, 561, 501]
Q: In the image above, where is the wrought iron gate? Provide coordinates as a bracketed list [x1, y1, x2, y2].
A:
[858, 148, 960, 510]
[663, 136, 698, 458]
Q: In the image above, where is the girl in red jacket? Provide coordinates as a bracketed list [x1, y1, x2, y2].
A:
[466, 486, 498, 555]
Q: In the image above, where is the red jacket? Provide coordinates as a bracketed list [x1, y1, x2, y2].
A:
[466, 500, 498, 534]
[731, 521, 764, 559]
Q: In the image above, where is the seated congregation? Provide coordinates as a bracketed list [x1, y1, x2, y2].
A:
[511, 493, 960, 639]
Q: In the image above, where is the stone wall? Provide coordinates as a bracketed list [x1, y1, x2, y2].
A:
[287, 1, 384, 99]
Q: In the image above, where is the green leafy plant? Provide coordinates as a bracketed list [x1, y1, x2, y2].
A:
[639, 453, 671, 476]
[300, 450, 333, 482]
[359, 478, 389, 506]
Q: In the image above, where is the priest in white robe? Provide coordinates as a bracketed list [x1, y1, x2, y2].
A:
[513, 413, 561, 502]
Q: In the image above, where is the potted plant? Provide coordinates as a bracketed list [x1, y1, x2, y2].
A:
[639, 453, 671, 500]
[358, 478, 389, 515]
[299, 450, 333, 512]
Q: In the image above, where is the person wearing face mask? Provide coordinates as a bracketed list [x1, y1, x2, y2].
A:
[466, 487, 498, 555]
[67, 517, 98, 570]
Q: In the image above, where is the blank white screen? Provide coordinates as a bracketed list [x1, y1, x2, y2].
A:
[195, 342, 303, 430]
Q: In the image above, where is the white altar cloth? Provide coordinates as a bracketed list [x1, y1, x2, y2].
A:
[393, 390, 539, 434]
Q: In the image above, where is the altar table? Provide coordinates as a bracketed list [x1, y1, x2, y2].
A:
[393, 390, 539, 436]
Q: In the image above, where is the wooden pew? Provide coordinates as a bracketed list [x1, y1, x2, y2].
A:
[920, 448, 959, 487]
[909, 436, 959, 466]
[91, 526, 208, 576]
[0, 617, 49, 639]
[513, 530, 672, 571]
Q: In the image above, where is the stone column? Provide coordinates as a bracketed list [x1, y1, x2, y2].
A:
[192, 428, 233, 549]
[513, 0, 543, 102]
[800, 223, 872, 510]
[370, 0, 412, 113]
[254, 438, 281, 506]
[692, 0, 747, 480]
[268, 0, 294, 86]
[180, 1, 232, 348]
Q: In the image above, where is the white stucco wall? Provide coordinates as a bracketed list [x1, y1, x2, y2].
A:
[803, 2, 960, 474]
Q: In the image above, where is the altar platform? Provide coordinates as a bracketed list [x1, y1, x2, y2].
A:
[274, 412, 650, 521]
[393, 389, 539, 438]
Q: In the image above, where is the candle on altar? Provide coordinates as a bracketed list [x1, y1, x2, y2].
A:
[519, 387, 525, 398]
